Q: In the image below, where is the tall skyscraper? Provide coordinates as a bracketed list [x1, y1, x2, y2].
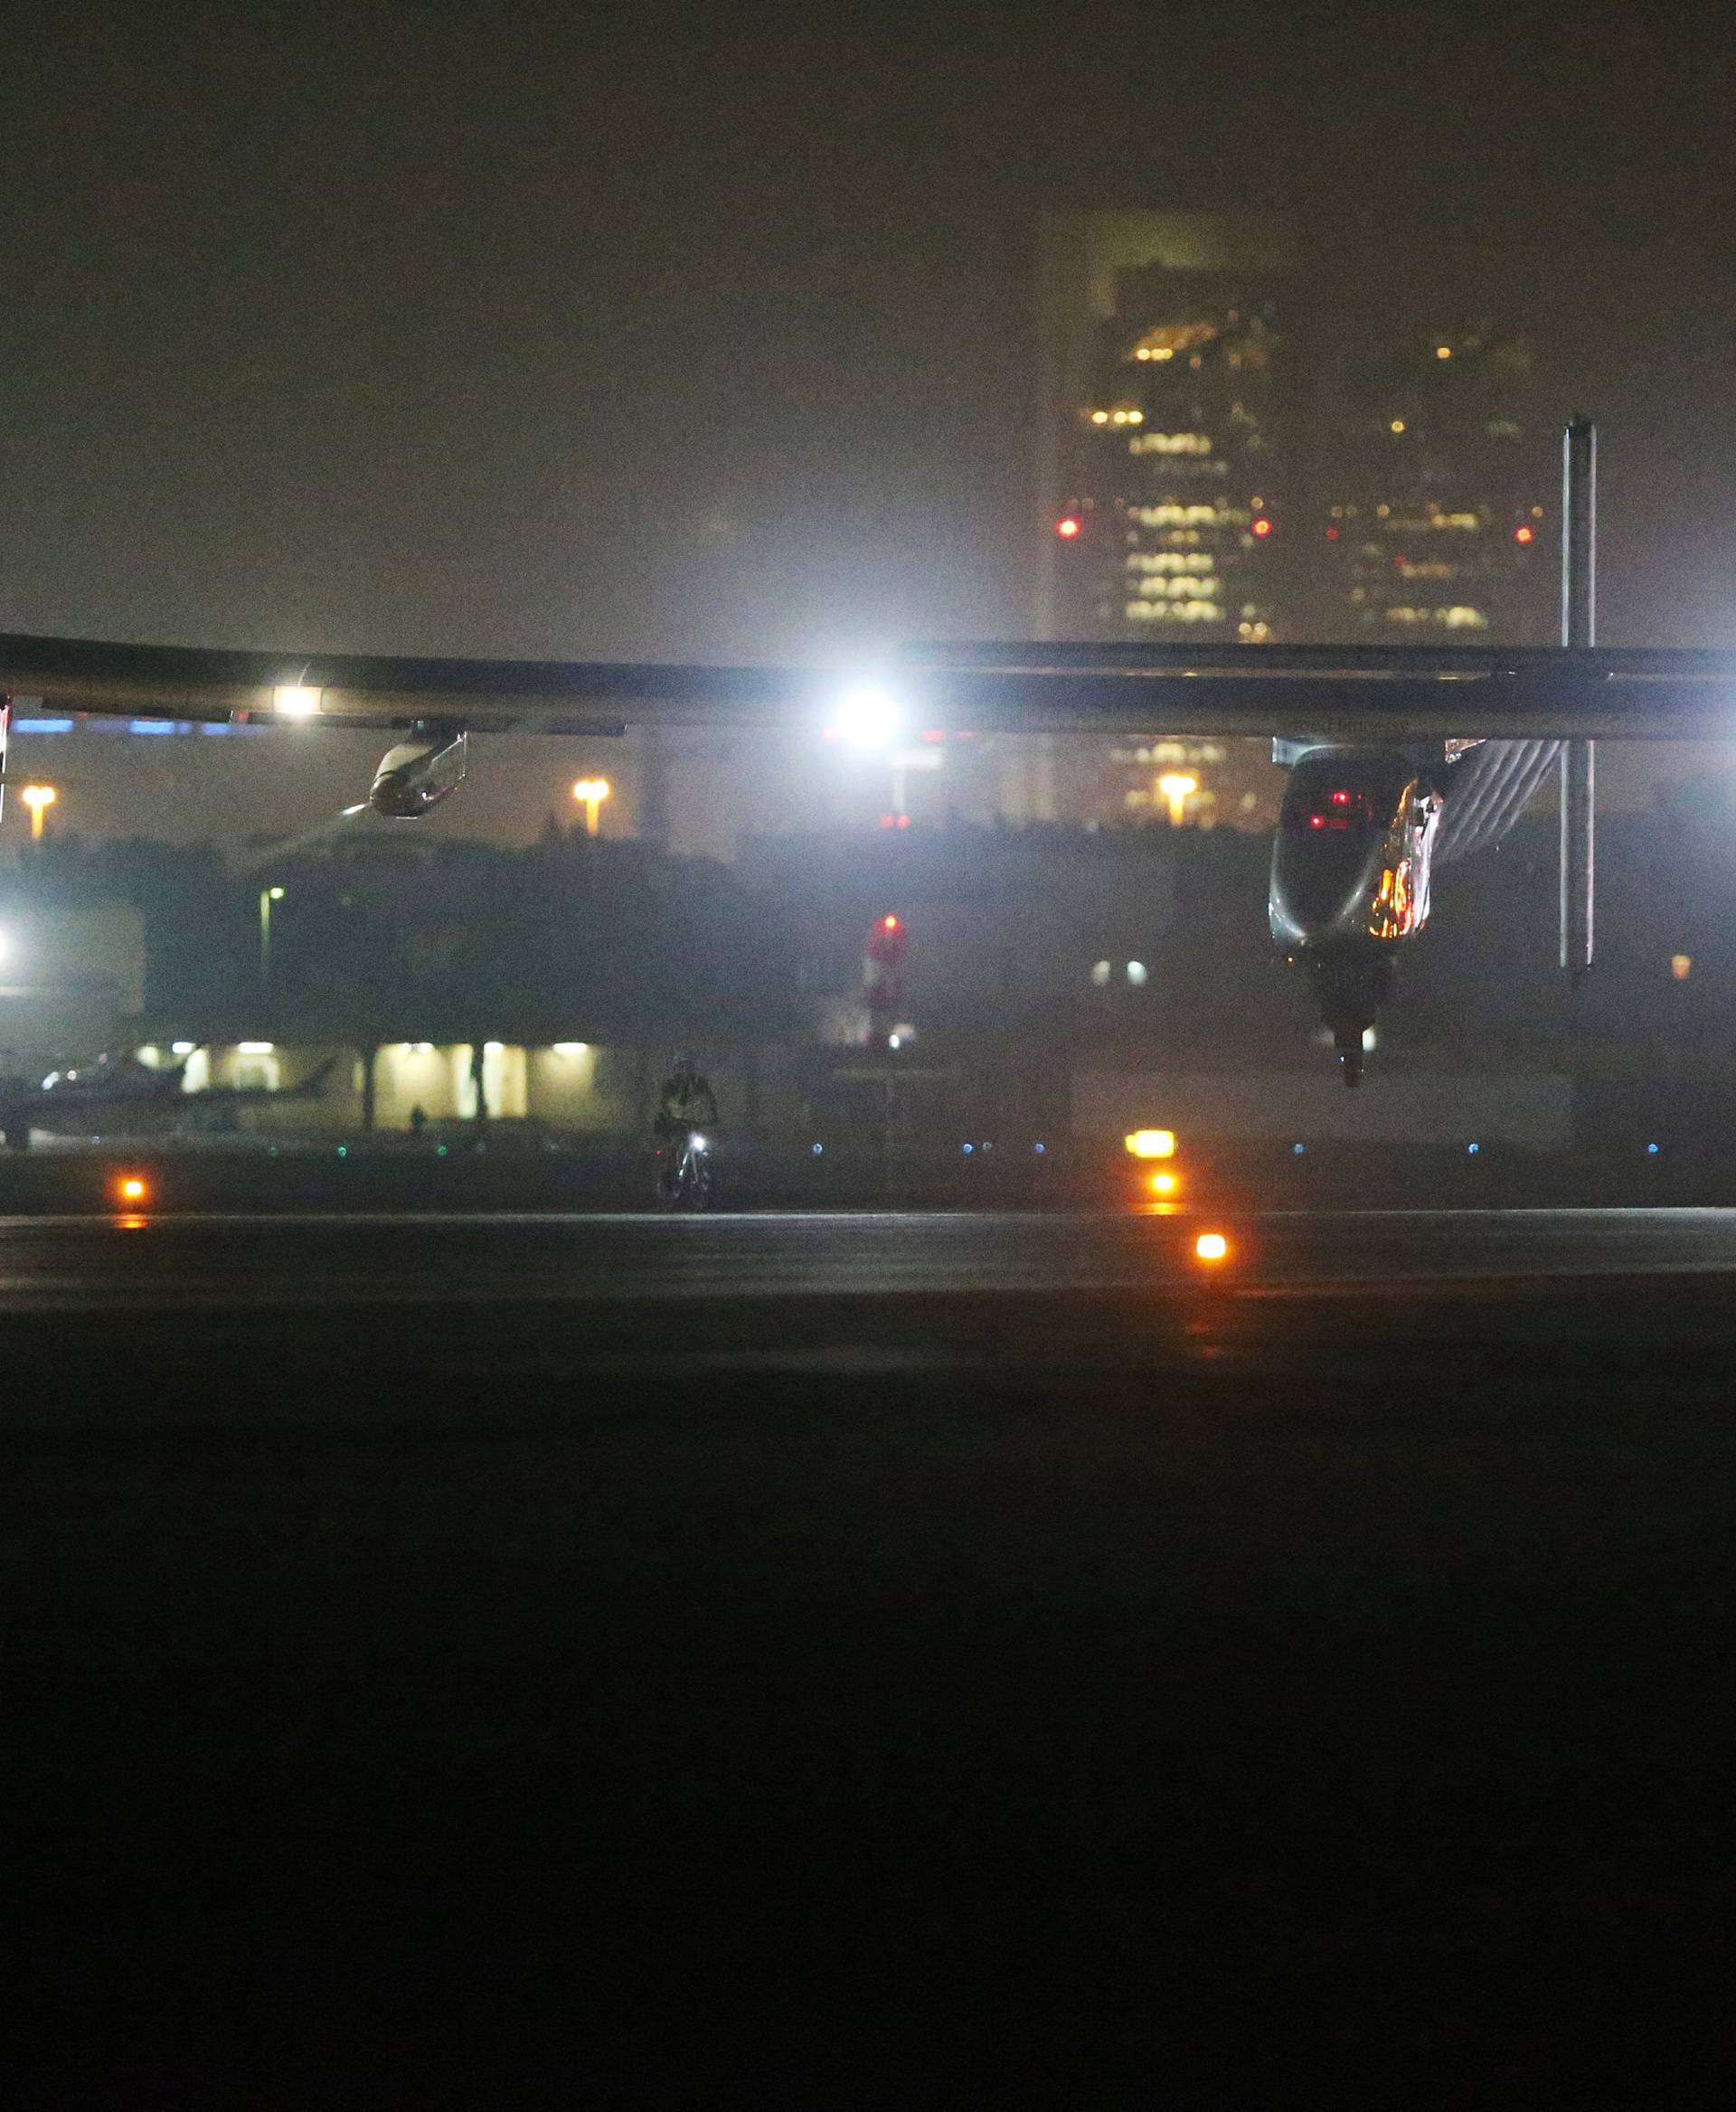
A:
[1314, 325, 1552, 645]
[1036, 210, 1305, 649]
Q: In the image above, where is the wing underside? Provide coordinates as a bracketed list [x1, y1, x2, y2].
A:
[0, 632, 1731, 740]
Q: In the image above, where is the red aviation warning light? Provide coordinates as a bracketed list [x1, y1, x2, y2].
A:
[868, 912, 908, 966]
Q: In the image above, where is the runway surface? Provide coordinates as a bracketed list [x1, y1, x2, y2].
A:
[5, 1203, 1736, 1309]
[12, 1208, 1736, 2102]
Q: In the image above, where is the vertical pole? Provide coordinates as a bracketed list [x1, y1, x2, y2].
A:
[1560, 417, 1596, 982]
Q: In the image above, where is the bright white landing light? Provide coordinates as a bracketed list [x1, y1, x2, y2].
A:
[828, 684, 903, 750]
[272, 685, 321, 719]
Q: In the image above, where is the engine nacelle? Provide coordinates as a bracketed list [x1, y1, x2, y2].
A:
[370, 728, 468, 818]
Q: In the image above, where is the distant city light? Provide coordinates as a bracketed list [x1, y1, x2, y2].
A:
[1090, 959, 1111, 986]
[113, 1174, 152, 1207]
[272, 685, 321, 720]
[552, 1042, 590, 1057]
[238, 1042, 275, 1055]
[571, 778, 612, 836]
[1125, 1128, 1176, 1160]
[1194, 1232, 1230, 1264]
[1156, 771, 1198, 825]
[1126, 960, 1148, 986]
[1251, 517, 1273, 538]
[1055, 515, 1081, 540]
[171, 1042, 196, 1056]
[20, 783, 57, 842]
[1436, 345, 1453, 360]
[1390, 419, 1406, 434]
[1514, 525, 1534, 544]
[1150, 1171, 1177, 1195]
[1672, 953, 1693, 981]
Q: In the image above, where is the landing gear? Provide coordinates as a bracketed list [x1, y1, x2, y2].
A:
[1304, 950, 1392, 1089]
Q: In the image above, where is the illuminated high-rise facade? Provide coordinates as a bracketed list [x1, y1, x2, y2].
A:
[1315, 325, 1552, 645]
[1037, 211, 1305, 647]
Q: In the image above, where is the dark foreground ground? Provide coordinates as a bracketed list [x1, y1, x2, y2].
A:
[10, 1212, 1736, 2106]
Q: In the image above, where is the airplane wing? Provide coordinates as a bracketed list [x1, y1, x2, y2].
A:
[2, 629, 1734, 741]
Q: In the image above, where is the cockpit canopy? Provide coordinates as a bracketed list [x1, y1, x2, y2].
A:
[1270, 750, 1443, 954]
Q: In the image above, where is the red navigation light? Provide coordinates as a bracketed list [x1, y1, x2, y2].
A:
[1055, 516, 1081, 539]
[1325, 525, 1340, 540]
[895, 814, 910, 829]
[1329, 789, 1352, 806]
[1514, 524, 1534, 544]
[1251, 516, 1273, 538]
[882, 914, 901, 933]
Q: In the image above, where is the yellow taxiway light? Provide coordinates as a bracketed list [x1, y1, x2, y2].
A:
[1125, 1128, 1176, 1160]
[1194, 1231, 1231, 1265]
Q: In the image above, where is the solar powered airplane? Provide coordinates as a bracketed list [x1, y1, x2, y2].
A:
[3, 422, 1704, 1083]
[3, 622, 1730, 1084]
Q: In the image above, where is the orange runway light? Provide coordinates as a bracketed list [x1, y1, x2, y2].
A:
[1194, 1231, 1231, 1265]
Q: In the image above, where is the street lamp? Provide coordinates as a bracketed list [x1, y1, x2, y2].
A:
[571, 778, 612, 837]
[259, 885, 284, 987]
[20, 784, 56, 842]
[1156, 771, 1198, 826]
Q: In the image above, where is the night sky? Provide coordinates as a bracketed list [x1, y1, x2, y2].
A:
[5, 3, 1733, 674]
